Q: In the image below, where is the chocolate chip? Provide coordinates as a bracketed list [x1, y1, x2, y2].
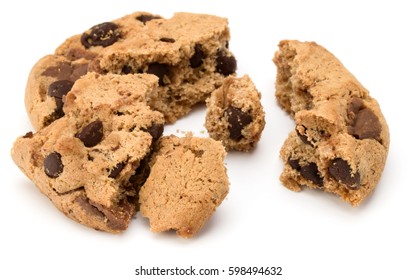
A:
[160, 37, 175, 43]
[42, 62, 72, 80]
[348, 108, 382, 140]
[143, 123, 164, 140]
[48, 80, 74, 99]
[288, 158, 301, 171]
[75, 121, 104, 148]
[296, 127, 312, 145]
[48, 80, 73, 119]
[71, 63, 89, 79]
[42, 62, 88, 81]
[121, 65, 133, 74]
[300, 162, 323, 187]
[109, 162, 125, 179]
[81, 22, 121, 48]
[146, 63, 169, 86]
[75, 197, 104, 218]
[89, 199, 133, 231]
[226, 106, 253, 140]
[129, 155, 151, 188]
[216, 49, 237, 76]
[347, 98, 382, 140]
[190, 44, 204, 68]
[136, 14, 162, 24]
[23, 131, 33, 138]
[44, 152, 64, 178]
[328, 158, 361, 189]
[348, 97, 364, 117]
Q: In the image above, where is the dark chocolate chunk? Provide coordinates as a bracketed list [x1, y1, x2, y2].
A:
[109, 162, 125, 179]
[71, 63, 89, 80]
[129, 155, 151, 188]
[226, 106, 253, 140]
[48, 80, 73, 118]
[348, 108, 382, 140]
[23, 131, 34, 138]
[75, 197, 104, 218]
[75, 121, 104, 148]
[347, 98, 382, 140]
[81, 22, 121, 48]
[348, 97, 364, 118]
[136, 14, 162, 24]
[288, 158, 301, 171]
[90, 199, 134, 231]
[296, 127, 312, 145]
[42, 62, 72, 80]
[147, 63, 169, 86]
[48, 80, 74, 99]
[190, 44, 204, 68]
[48, 80, 72, 117]
[143, 123, 164, 140]
[42, 62, 88, 81]
[328, 158, 361, 190]
[300, 162, 323, 187]
[44, 152, 64, 178]
[216, 49, 237, 76]
[160, 37, 175, 43]
[121, 65, 133, 74]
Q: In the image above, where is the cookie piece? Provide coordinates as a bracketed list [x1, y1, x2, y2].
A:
[205, 75, 265, 151]
[12, 73, 164, 232]
[27, 12, 236, 129]
[85, 12, 236, 123]
[25, 55, 89, 130]
[139, 136, 229, 238]
[273, 40, 389, 206]
[25, 11, 160, 130]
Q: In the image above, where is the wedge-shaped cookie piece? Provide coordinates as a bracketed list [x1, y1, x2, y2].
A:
[273, 40, 389, 206]
[12, 73, 164, 232]
[205, 75, 265, 151]
[140, 136, 229, 238]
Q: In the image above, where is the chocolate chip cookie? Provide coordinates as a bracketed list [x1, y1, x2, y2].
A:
[205, 75, 265, 151]
[12, 73, 164, 232]
[273, 40, 389, 206]
[26, 11, 236, 130]
[139, 135, 229, 238]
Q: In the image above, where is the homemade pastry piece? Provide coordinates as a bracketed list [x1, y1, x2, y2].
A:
[12, 73, 164, 232]
[273, 40, 389, 206]
[26, 11, 236, 130]
[139, 136, 229, 238]
[205, 75, 265, 151]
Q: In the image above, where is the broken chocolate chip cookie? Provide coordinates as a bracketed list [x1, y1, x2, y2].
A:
[12, 73, 164, 232]
[205, 75, 265, 152]
[273, 40, 389, 206]
[26, 11, 237, 130]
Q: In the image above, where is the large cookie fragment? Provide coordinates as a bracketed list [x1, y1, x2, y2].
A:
[12, 73, 164, 232]
[86, 12, 236, 123]
[139, 136, 229, 238]
[205, 75, 265, 151]
[26, 12, 236, 130]
[273, 40, 389, 206]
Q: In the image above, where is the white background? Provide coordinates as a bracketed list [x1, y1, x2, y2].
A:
[1, 1, 414, 279]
